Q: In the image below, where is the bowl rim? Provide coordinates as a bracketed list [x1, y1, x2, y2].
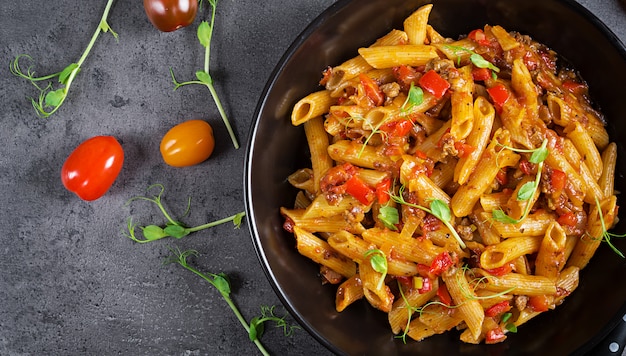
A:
[244, 0, 626, 354]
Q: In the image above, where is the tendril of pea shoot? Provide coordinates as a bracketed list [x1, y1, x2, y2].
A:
[124, 184, 245, 243]
[389, 185, 466, 249]
[164, 248, 299, 356]
[10, 0, 118, 118]
[591, 196, 626, 258]
[169, 0, 239, 149]
[491, 139, 549, 225]
[395, 267, 517, 343]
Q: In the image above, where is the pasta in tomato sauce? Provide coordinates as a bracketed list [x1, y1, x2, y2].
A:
[280, 4, 619, 344]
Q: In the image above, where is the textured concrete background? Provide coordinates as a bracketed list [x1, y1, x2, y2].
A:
[0, 0, 624, 355]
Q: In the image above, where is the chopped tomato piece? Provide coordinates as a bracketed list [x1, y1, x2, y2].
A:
[495, 168, 508, 186]
[483, 263, 513, 277]
[487, 83, 510, 108]
[359, 73, 384, 106]
[393, 65, 420, 89]
[419, 70, 450, 99]
[485, 327, 507, 344]
[468, 29, 491, 46]
[375, 178, 392, 205]
[429, 252, 455, 277]
[519, 159, 535, 176]
[345, 174, 375, 205]
[528, 295, 551, 312]
[472, 67, 491, 81]
[381, 120, 413, 137]
[485, 301, 512, 317]
[319, 66, 332, 86]
[454, 141, 475, 158]
[557, 212, 578, 227]
[562, 80, 587, 96]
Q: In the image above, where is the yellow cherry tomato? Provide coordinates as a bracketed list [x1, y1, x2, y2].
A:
[160, 120, 215, 167]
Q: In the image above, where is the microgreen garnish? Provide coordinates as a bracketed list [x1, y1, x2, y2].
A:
[390, 186, 466, 249]
[364, 249, 388, 290]
[124, 184, 245, 243]
[401, 82, 424, 112]
[164, 248, 298, 356]
[10, 0, 118, 118]
[492, 139, 549, 224]
[169, 0, 239, 149]
[394, 280, 451, 343]
[592, 196, 625, 258]
[378, 205, 399, 230]
[444, 45, 500, 75]
[502, 312, 517, 333]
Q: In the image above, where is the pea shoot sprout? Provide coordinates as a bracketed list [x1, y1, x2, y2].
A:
[390, 185, 466, 249]
[364, 249, 388, 290]
[124, 184, 245, 243]
[164, 248, 299, 356]
[169, 0, 240, 149]
[592, 196, 625, 258]
[491, 139, 549, 224]
[10, 0, 118, 118]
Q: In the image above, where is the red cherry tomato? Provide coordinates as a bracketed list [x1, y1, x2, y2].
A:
[61, 136, 124, 201]
[144, 0, 198, 32]
[160, 120, 215, 167]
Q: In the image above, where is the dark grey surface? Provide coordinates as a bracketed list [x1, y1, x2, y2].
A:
[0, 1, 624, 355]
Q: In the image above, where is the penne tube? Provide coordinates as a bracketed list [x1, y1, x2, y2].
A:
[293, 226, 357, 278]
[292, 90, 335, 126]
[335, 274, 364, 312]
[480, 236, 542, 270]
[358, 45, 439, 69]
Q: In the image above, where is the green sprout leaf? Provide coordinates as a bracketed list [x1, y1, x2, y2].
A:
[168, 0, 240, 149]
[378, 205, 399, 230]
[364, 249, 388, 290]
[124, 184, 246, 243]
[10, 0, 118, 118]
[470, 53, 500, 73]
[389, 187, 467, 249]
[164, 247, 298, 356]
[401, 82, 424, 111]
[516, 181, 536, 201]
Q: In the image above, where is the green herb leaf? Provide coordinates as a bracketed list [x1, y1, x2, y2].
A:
[44, 89, 65, 107]
[195, 70, 212, 85]
[378, 205, 399, 230]
[213, 273, 231, 296]
[492, 208, 520, 224]
[517, 181, 536, 201]
[430, 199, 451, 222]
[505, 323, 518, 333]
[197, 21, 212, 48]
[163, 224, 189, 239]
[369, 254, 387, 274]
[470, 53, 500, 72]
[529, 140, 549, 164]
[141, 225, 168, 240]
[402, 82, 424, 111]
[59, 63, 79, 85]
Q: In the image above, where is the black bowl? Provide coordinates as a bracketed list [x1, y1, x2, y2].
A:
[244, 0, 626, 354]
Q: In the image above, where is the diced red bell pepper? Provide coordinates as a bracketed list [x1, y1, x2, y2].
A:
[359, 73, 384, 106]
[419, 70, 450, 99]
[393, 65, 420, 89]
[437, 283, 453, 306]
[485, 301, 512, 317]
[468, 29, 491, 46]
[345, 174, 375, 205]
[375, 178, 392, 205]
[487, 83, 510, 108]
[381, 120, 413, 137]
